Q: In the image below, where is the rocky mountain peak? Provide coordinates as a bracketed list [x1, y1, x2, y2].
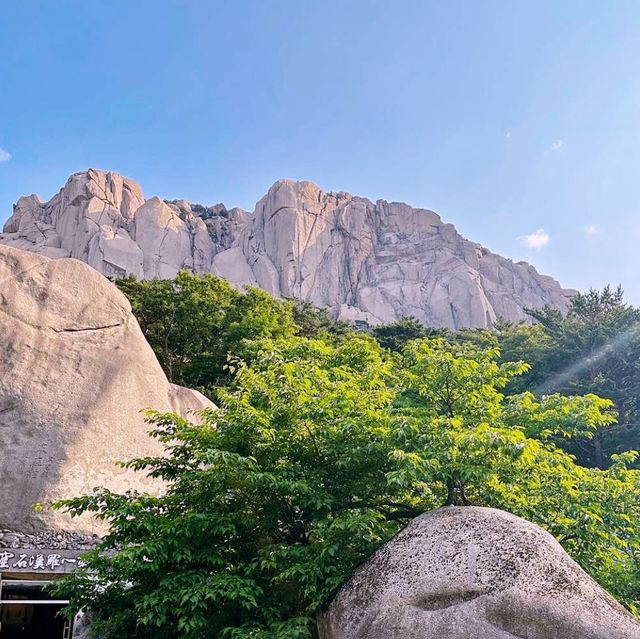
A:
[0, 169, 575, 329]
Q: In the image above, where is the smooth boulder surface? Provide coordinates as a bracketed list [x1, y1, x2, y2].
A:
[0, 169, 575, 329]
[0, 244, 214, 533]
[318, 507, 640, 639]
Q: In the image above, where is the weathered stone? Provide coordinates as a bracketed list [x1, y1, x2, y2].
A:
[0, 529, 98, 551]
[87, 224, 145, 278]
[133, 197, 195, 278]
[318, 507, 640, 639]
[72, 611, 92, 639]
[211, 246, 256, 286]
[0, 244, 214, 534]
[1, 170, 576, 328]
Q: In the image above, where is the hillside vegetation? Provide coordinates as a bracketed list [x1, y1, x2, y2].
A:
[52, 274, 640, 638]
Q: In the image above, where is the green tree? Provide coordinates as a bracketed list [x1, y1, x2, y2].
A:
[217, 287, 298, 372]
[505, 287, 640, 466]
[290, 299, 351, 340]
[491, 321, 554, 393]
[54, 337, 640, 637]
[372, 316, 449, 352]
[55, 335, 403, 638]
[116, 272, 238, 387]
[116, 272, 298, 392]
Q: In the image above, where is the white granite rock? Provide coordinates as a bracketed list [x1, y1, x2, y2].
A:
[1, 170, 576, 328]
[0, 244, 214, 534]
[87, 225, 145, 278]
[318, 507, 640, 639]
[211, 246, 257, 286]
[133, 197, 194, 278]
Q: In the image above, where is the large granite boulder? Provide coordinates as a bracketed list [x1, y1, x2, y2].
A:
[0, 169, 576, 329]
[318, 507, 640, 639]
[0, 244, 214, 533]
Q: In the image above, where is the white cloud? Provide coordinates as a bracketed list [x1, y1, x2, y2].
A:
[585, 224, 598, 235]
[518, 228, 550, 250]
[551, 140, 563, 151]
[0, 147, 11, 163]
[505, 131, 512, 139]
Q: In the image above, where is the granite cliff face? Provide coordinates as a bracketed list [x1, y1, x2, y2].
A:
[0, 169, 575, 328]
[0, 243, 214, 534]
[318, 507, 640, 639]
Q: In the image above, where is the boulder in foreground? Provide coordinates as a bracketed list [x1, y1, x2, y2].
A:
[318, 507, 640, 639]
[0, 244, 213, 533]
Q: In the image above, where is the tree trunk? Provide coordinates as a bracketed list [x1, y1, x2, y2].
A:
[444, 478, 456, 506]
[593, 430, 604, 469]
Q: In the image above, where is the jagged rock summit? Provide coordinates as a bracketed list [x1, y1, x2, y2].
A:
[0, 243, 214, 534]
[318, 507, 640, 639]
[0, 169, 575, 328]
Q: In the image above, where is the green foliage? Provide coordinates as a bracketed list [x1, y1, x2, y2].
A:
[290, 299, 351, 340]
[116, 275, 640, 465]
[371, 316, 449, 352]
[116, 272, 236, 388]
[217, 287, 298, 367]
[116, 272, 297, 392]
[54, 336, 640, 637]
[496, 287, 640, 466]
[55, 336, 403, 638]
[492, 321, 554, 393]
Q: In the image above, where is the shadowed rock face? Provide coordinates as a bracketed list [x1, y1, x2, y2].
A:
[0, 244, 214, 534]
[0, 169, 575, 329]
[318, 507, 640, 639]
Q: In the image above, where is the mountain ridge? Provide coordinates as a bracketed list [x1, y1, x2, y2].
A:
[0, 168, 575, 329]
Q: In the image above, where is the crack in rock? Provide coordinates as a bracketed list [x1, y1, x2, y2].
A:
[52, 322, 123, 334]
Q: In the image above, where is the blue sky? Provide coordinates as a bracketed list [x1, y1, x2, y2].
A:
[1, 1, 640, 301]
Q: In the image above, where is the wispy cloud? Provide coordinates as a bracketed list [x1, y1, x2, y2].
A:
[551, 139, 563, 151]
[585, 224, 598, 236]
[518, 228, 550, 250]
[0, 147, 11, 163]
[505, 131, 512, 139]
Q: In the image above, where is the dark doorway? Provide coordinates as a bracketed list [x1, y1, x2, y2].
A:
[0, 580, 70, 639]
[1, 603, 66, 638]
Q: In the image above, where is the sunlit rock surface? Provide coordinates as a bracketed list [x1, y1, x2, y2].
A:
[1, 169, 575, 328]
[317, 507, 640, 639]
[0, 243, 213, 534]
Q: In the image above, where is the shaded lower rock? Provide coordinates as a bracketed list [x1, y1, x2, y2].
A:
[71, 611, 92, 639]
[317, 507, 640, 639]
